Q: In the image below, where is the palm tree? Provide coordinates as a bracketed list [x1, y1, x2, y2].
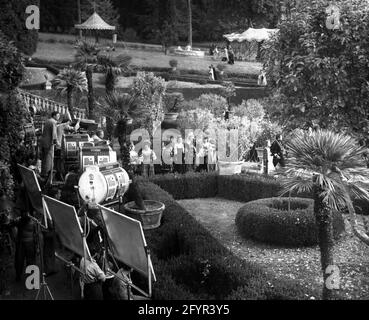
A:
[187, 0, 193, 48]
[54, 68, 88, 118]
[98, 92, 141, 170]
[97, 54, 132, 94]
[96, 54, 132, 139]
[280, 129, 369, 300]
[74, 41, 100, 119]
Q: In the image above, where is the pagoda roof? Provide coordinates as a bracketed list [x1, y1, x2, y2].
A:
[75, 12, 116, 30]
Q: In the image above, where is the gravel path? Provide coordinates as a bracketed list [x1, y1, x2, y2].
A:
[177, 198, 369, 300]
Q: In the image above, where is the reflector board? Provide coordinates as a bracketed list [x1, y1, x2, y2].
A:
[43, 195, 91, 260]
[17, 164, 46, 225]
[98, 205, 155, 279]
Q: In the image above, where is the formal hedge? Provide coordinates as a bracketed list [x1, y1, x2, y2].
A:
[140, 172, 218, 200]
[137, 171, 369, 216]
[217, 174, 282, 202]
[130, 181, 318, 299]
[235, 198, 345, 247]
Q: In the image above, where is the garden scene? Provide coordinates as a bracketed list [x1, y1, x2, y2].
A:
[1, 0, 369, 302]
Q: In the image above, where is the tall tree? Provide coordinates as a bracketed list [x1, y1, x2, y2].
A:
[280, 129, 369, 299]
[0, 32, 30, 192]
[97, 54, 132, 94]
[262, 0, 369, 137]
[77, 0, 83, 38]
[98, 92, 141, 170]
[74, 41, 100, 119]
[96, 53, 132, 139]
[187, 0, 193, 47]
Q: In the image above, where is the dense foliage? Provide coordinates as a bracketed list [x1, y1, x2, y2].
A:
[39, 0, 292, 42]
[130, 72, 167, 135]
[262, 0, 369, 137]
[236, 197, 345, 247]
[0, 32, 25, 92]
[0, 0, 39, 55]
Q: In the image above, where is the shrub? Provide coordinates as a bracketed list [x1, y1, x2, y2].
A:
[236, 197, 345, 247]
[162, 92, 184, 113]
[169, 59, 178, 68]
[145, 172, 218, 200]
[0, 32, 25, 92]
[131, 181, 316, 299]
[217, 174, 281, 202]
[177, 108, 215, 132]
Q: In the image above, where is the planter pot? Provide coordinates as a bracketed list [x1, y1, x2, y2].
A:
[124, 200, 165, 230]
[218, 161, 244, 175]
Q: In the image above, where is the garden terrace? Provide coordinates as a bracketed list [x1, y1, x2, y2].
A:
[135, 172, 369, 299]
[133, 180, 318, 300]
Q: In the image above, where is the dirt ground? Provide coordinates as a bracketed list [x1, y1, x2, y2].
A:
[177, 198, 369, 300]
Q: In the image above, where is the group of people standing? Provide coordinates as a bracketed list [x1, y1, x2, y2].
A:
[129, 134, 217, 178]
[209, 43, 235, 65]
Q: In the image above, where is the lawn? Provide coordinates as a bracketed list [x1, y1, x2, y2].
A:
[33, 41, 262, 75]
[178, 198, 369, 300]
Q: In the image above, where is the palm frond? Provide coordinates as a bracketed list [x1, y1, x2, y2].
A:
[96, 54, 132, 74]
[279, 176, 314, 196]
[283, 129, 369, 212]
[74, 41, 100, 69]
[54, 68, 88, 94]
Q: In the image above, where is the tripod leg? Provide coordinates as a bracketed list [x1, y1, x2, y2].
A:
[46, 285, 54, 300]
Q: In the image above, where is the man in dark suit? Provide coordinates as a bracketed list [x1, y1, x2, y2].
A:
[40, 111, 60, 178]
[270, 134, 285, 168]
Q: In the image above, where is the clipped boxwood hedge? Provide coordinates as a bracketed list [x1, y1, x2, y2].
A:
[143, 172, 368, 215]
[236, 197, 345, 247]
[131, 181, 318, 299]
[140, 172, 218, 200]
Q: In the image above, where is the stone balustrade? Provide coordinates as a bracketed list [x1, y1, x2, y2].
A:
[19, 90, 86, 119]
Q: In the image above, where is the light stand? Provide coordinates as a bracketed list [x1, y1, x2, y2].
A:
[29, 215, 54, 300]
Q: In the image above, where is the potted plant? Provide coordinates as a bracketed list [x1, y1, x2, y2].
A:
[124, 200, 165, 230]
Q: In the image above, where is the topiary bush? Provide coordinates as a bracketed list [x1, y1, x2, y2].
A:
[236, 197, 345, 247]
[169, 59, 178, 69]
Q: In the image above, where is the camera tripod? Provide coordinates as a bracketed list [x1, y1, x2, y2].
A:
[30, 215, 54, 300]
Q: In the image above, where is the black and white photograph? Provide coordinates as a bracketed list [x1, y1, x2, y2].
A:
[0, 0, 369, 311]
